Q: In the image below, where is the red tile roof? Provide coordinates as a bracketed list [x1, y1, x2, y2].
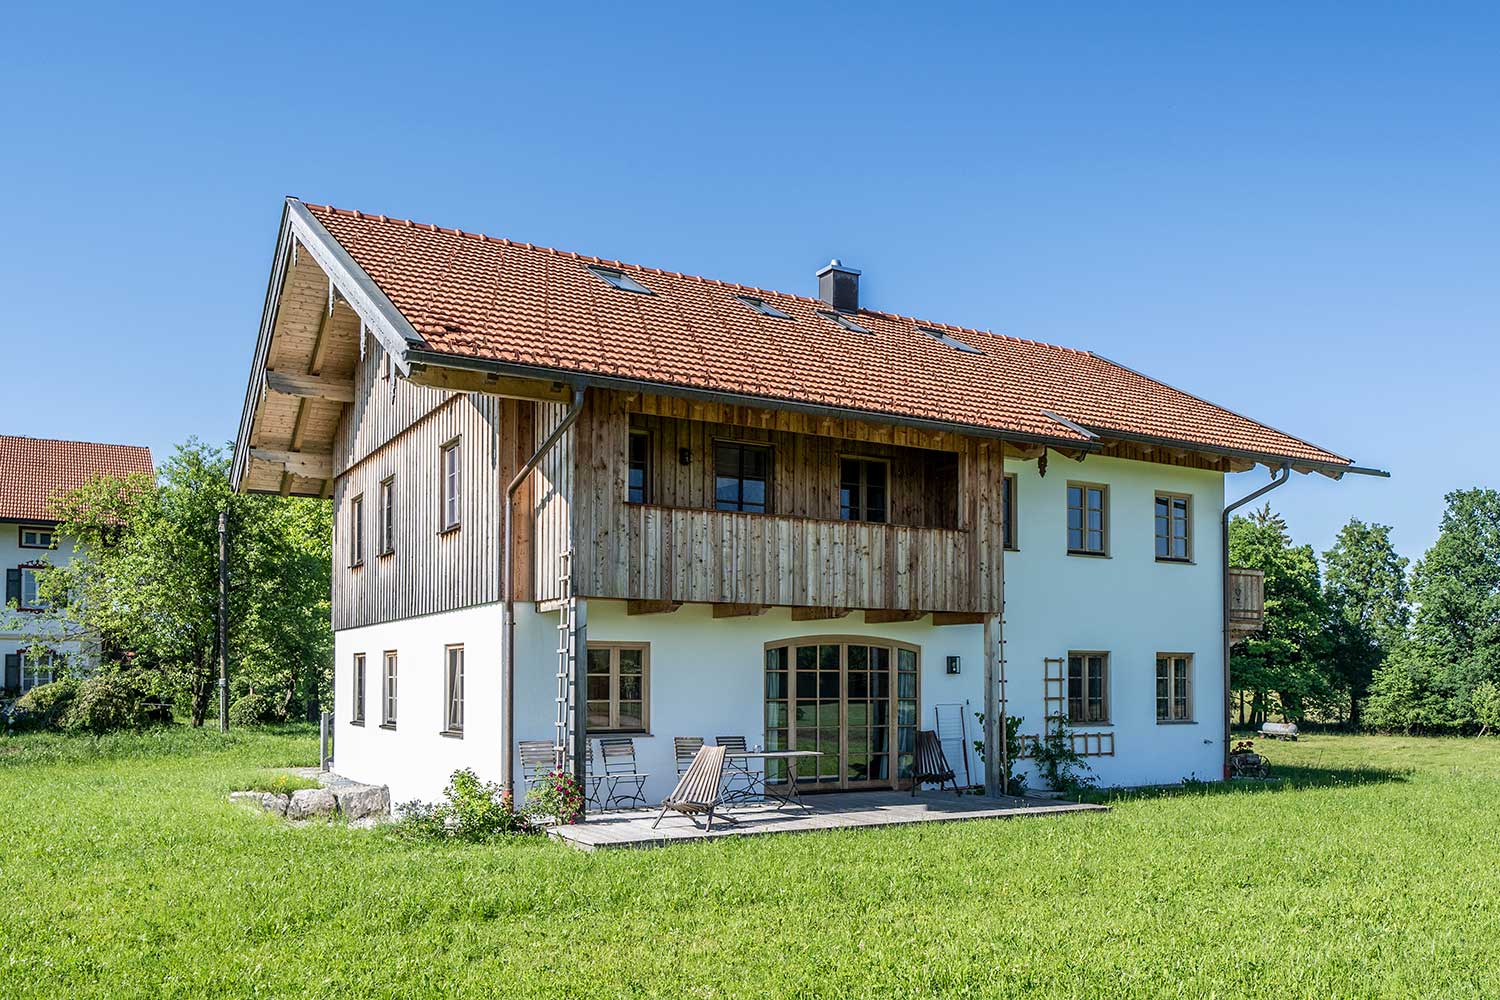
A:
[0, 436, 154, 523]
[305, 203, 1349, 467]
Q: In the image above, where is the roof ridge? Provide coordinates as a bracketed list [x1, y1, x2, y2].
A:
[0, 434, 152, 452]
[301, 202, 1095, 357]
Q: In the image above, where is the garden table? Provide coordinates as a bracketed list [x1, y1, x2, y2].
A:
[723, 749, 822, 814]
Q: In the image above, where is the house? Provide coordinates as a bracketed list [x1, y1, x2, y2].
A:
[230, 199, 1378, 806]
[1, 435, 154, 696]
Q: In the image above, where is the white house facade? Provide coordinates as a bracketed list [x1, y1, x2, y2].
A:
[233, 198, 1376, 809]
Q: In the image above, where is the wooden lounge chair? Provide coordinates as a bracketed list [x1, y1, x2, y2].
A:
[653, 744, 730, 831]
[912, 729, 959, 796]
[673, 736, 704, 775]
[599, 736, 650, 809]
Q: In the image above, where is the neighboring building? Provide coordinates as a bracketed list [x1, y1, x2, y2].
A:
[231, 199, 1377, 805]
[1, 435, 154, 697]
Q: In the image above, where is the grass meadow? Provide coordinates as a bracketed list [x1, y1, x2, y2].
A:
[1, 725, 1496, 998]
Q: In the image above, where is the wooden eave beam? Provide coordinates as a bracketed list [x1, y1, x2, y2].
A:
[863, 610, 926, 624]
[932, 612, 987, 626]
[405, 363, 574, 403]
[626, 600, 683, 616]
[712, 603, 769, 619]
[250, 448, 332, 480]
[265, 370, 355, 404]
[791, 607, 849, 622]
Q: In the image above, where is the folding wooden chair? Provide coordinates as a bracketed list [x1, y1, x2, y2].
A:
[912, 729, 960, 796]
[652, 745, 730, 832]
[599, 736, 650, 809]
[673, 736, 704, 775]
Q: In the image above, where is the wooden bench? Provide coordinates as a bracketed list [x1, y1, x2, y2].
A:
[1259, 721, 1300, 741]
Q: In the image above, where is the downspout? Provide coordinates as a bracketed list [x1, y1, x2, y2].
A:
[1221, 462, 1290, 777]
[502, 387, 586, 793]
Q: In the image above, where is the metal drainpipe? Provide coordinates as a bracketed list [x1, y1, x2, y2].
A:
[1221, 462, 1290, 777]
[502, 387, 586, 794]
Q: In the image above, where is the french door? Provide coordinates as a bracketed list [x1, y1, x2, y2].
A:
[764, 637, 920, 791]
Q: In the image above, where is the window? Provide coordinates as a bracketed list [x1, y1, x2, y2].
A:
[380, 350, 390, 381]
[1067, 652, 1109, 724]
[378, 478, 395, 555]
[444, 644, 464, 734]
[19, 526, 54, 549]
[586, 265, 652, 294]
[1156, 654, 1192, 722]
[348, 494, 364, 566]
[21, 651, 54, 692]
[736, 295, 792, 319]
[19, 566, 43, 610]
[839, 458, 888, 523]
[440, 440, 461, 530]
[381, 651, 398, 728]
[1001, 474, 1018, 550]
[628, 431, 650, 504]
[351, 653, 366, 724]
[917, 326, 982, 355]
[586, 643, 648, 732]
[1067, 483, 1107, 555]
[714, 441, 771, 513]
[818, 310, 871, 334]
[1155, 493, 1191, 562]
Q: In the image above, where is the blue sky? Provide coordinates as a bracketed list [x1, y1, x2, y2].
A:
[2, 3, 1495, 564]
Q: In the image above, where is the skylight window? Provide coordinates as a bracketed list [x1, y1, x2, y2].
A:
[918, 326, 983, 355]
[818, 310, 871, 335]
[736, 295, 792, 319]
[587, 265, 653, 295]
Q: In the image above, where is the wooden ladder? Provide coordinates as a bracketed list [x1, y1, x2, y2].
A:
[1043, 656, 1066, 734]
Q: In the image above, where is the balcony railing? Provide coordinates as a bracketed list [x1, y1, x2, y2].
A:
[1228, 567, 1265, 638]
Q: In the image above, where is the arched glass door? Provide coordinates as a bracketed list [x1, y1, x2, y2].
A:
[764, 637, 920, 791]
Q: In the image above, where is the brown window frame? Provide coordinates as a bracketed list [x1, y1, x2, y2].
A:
[348, 494, 364, 567]
[351, 653, 366, 725]
[1002, 473, 1019, 550]
[1155, 492, 1192, 563]
[443, 644, 464, 735]
[378, 477, 395, 556]
[18, 526, 54, 549]
[1156, 653, 1193, 723]
[381, 650, 398, 729]
[839, 456, 890, 524]
[627, 430, 650, 505]
[1066, 651, 1111, 725]
[439, 439, 462, 532]
[1066, 482, 1108, 556]
[713, 440, 773, 514]
[584, 642, 650, 734]
[17, 563, 47, 612]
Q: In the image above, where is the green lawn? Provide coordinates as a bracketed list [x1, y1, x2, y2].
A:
[2, 727, 1497, 998]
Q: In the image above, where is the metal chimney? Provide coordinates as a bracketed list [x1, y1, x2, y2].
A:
[816, 259, 861, 313]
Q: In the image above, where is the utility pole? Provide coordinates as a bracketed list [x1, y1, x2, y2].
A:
[218, 509, 229, 733]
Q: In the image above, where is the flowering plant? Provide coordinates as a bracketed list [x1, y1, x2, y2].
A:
[525, 769, 586, 825]
[1230, 740, 1258, 757]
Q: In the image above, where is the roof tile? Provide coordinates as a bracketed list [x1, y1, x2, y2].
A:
[0, 436, 154, 523]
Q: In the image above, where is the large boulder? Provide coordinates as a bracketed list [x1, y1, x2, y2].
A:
[335, 784, 390, 821]
[263, 793, 291, 817]
[286, 787, 338, 821]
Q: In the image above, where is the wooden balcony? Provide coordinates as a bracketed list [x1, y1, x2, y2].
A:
[573, 505, 1000, 615]
[1228, 567, 1265, 638]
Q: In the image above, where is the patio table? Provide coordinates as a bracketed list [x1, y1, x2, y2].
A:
[723, 750, 822, 814]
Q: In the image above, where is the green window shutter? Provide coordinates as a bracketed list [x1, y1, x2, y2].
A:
[5, 569, 19, 608]
[3, 654, 19, 694]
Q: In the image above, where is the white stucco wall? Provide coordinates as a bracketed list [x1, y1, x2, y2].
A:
[1, 524, 88, 682]
[1003, 453, 1226, 787]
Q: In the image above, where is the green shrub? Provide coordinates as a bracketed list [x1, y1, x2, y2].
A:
[62, 674, 152, 735]
[11, 678, 79, 732]
[392, 768, 532, 841]
[972, 713, 1028, 795]
[1030, 720, 1095, 797]
[524, 769, 585, 824]
[228, 692, 283, 727]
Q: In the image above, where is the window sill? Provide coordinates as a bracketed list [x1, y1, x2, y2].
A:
[349, 561, 364, 570]
[1156, 719, 1197, 726]
[440, 729, 464, 739]
[379, 723, 397, 731]
[1003, 545, 1019, 553]
[589, 730, 652, 738]
[1155, 557, 1194, 565]
[1067, 722, 1113, 729]
[438, 524, 462, 537]
[377, 550, 394, 560]
[349, 720, 364, 727]
[1067, 550, 1109, 559]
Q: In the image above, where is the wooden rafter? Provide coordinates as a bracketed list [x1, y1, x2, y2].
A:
[626, 600, 682, 616]
[791, 607, 849, 621]
[265, 370, 355, 403]
[863, 610, 925, 624]
[250, 448, 332, 480]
